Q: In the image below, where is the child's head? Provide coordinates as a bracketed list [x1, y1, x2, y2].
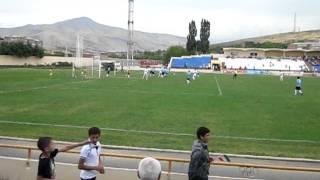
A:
[88, 127, 101, 145]
[37, 137, 55, 153]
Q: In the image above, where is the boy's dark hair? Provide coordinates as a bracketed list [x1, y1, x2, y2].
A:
[196, 127, 210, 139]
[37, 137, 52, 151]
[88, 127, 101, 136]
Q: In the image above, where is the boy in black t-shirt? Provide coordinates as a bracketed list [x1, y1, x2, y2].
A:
[37, 137, 89, 180]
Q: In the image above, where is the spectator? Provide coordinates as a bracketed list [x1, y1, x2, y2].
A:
[37, 137, 89, 180]
[188, 127, 213, 180]
[137, 157, 161, 180]
[78, 127, 104, 180]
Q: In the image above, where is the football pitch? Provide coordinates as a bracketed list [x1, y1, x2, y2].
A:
[0, 68, 319, 159]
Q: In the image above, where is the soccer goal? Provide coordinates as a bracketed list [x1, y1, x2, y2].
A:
[72, 56, 120, 79]
[71, 56, 102, 79]
[99, 60, 118, 78]
[71, 34, 102, 79]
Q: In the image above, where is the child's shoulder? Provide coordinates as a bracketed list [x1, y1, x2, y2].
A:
[79, 145, 89, 155]
[39, 152, 48, 159]
[81, 144, 90, 149]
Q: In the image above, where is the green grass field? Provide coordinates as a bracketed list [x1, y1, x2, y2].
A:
[0, 68, 319, 159]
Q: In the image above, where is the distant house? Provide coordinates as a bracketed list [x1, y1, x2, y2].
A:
[0, 36, 43, 47]
[288, 42, 320, 50]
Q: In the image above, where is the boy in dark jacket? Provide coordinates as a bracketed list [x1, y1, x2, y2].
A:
[188, 127, 213, 180]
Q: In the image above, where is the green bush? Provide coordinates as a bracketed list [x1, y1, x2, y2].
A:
[163, 46, 189, 65]
[0, 41, 45, 58]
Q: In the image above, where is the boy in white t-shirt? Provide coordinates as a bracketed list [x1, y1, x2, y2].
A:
[78, 127, 104, 180]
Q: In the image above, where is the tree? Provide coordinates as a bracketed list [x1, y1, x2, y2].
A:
[210, 46, 223, 54]
[134, 50, 165, 60]
[186, 20, 197, 54]
[34, 45, 45, 58]
[163, 46, 188, 65]
[0, 41, 45, 58]
[199, 19, 211, 54]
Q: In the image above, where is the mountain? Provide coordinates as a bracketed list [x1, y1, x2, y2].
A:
[212, 30, 320, 47]
[0, 17, 186, 52]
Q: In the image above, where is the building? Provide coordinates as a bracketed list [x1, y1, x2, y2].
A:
[223, 48, 320, 58]
[288, 41, 320, 50]
[0, 36, 43, 47]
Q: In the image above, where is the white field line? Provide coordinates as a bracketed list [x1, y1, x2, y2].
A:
[0, 156, 264, 180]
[0, 80, 91, 94]
[0, 86, 49, 94]
[214, 76, 223, 96]
[106, 76, 142, 80]
[0, 79, 218, 97]
[0, 120, 319, 144]
[2, 136, 320, 163]
[58, 86, 216, 97]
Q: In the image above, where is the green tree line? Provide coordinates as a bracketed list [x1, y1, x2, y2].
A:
[0, 41, 45, 58]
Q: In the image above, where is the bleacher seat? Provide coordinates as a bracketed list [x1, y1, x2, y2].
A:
[170, 56, 211, 69]
[222, 58, 308, 71]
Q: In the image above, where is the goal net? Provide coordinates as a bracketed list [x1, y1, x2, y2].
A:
[72, 56, 101, 79]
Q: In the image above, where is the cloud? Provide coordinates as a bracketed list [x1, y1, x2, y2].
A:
[0, 0, 320, 43]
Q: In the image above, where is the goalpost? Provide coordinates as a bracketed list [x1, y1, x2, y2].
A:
[72, 34, 101, 79]
[72, 58, 101, 79]
[72, 34, 83, 79]
[71, 34, 120, 79]
[73, 57, 118, 79]
[98, 60, 118, 79]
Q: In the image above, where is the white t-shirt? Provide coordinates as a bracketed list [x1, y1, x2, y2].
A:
[144, 69, 148, 74]
[80, 142, 102, 179]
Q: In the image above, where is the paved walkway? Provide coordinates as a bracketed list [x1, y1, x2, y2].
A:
[0, 137, 319, 180]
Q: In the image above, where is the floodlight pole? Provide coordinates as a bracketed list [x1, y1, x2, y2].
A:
[127, 0, 134, 71]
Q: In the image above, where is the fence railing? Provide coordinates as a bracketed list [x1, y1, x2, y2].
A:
[0, 143, 319, 177]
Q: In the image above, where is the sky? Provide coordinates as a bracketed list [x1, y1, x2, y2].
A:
[0, 0, 320, 43]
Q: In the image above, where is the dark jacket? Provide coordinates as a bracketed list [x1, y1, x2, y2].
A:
[188, 140, 210, 180]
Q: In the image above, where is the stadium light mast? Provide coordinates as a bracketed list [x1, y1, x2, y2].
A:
[127, 0, 134, 71]
[74, 34, 83, 77]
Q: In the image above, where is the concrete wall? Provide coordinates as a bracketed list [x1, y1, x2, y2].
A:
[224, 50, 266, 58]
[0, 55, 93, 66]
[306, 51, 320, 57]
[265, 50, 284, 58]
[285, 51, 305, 57]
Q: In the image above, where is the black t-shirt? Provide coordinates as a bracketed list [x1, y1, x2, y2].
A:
[37, 149, 59, 179]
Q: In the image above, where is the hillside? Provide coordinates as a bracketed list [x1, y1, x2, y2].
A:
[213, 30, 320, 47]
[0, 17, 186, 52]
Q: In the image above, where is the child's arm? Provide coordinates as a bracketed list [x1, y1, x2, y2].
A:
[78, 158, 103, 172]
[59, 140, 89, 152]
[98, 155, 105, 174]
